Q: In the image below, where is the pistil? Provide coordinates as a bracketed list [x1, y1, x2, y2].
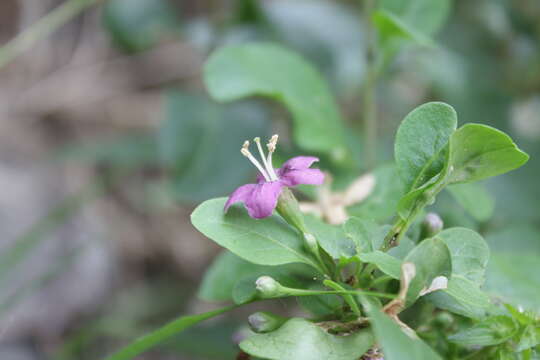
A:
[266, 135, 279, 181]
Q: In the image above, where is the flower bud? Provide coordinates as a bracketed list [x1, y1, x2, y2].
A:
[248, 311, 287, 333]
[422, 212, 444, 238]
[303, 232, 318, 253]
[276, 187, 307, 232]
[255, 276, 283, 298]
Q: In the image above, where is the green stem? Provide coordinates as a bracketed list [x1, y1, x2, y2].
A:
[323, 280, 361, 316]
[380, 178, 448, 252]
[278, 285, 395, 300]
[103, 304, 240, 360]
[276, 188, 335, 279]
[370, 274, 394, 287]
[362, 0, 378, 169]
[380, 216, 408, 252]
[0, 0, 103, 69]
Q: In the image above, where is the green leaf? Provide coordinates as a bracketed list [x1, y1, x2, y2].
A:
[373, 0, 450, 68]
[395, 102, 457, 193]
[305, 216, 356, 259]
[204, 43, 349, 163]
[447, 124, 529, 184]
[424, 228, 490, 318]
[159, 92, 269, 202]
[198, 251, 316, 302]
[403, 237, 452, 305]
[396, 177, 439, 220]
[516, 324, 540, 352]
[372, 10, 432, 47]
[426, 275, 491, 319]
[191, 198, 319, 269]
[199, 251, 257, 302]
[358, 251, 401, 279]
[360, 298, 443, 360]
[102, 0, 180, 53]
[343, 217, 378, 253]
[378, 0, 451, 36]
[505, 304, 536, 326]
[447, 183, 495, 222]
[437, 227, 490, 284]
[240, 318, 373, 360]
[232, 276, 259, 304]
[485, 253, 540, 312]
[449, 316, 519, 347]
[103, 304, 240, 360]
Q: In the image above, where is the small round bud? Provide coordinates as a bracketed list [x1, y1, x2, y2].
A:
[303, 233, 318, 252]
[255, 276, 282, 298]
[422, 212, 444, 238]
[248, 311, 286, 333]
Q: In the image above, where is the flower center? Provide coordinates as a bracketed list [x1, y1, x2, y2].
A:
[240, 135, 280, 182]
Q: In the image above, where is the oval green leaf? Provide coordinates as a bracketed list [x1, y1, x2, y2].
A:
[204, 43, 349, 163]
[199, 251, 317, 302]
[404, 237, 452, 305]
[360, 298, 443, 360]
[395, 102, 457, 193]
[447, 124, 529, 184]
[191, 198, 319, 269]
[240, 318, 374, 360]
[379, 0, 451, 36]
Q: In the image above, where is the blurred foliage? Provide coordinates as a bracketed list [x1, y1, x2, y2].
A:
[3, 0, 540, 359]
[103, 0, 182, 52]
[159, 91, 270, 202]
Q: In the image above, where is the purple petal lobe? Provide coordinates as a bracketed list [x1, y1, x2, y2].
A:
[279, 156, 320, 173]
[224, 184, 256, 212]
[245, 181, 283, 219]
[279, 168, 325, 187]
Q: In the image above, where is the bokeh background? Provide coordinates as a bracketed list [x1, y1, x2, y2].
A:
[0, 0, 539, 359]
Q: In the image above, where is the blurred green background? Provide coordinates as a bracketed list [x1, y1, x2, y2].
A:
[0, 0, 538, 359]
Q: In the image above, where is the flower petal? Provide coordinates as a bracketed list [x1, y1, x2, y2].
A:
[245, 181, 283, 219]
[224, 183, 257, 212]
[279, 168, 325, 187]
[279, 156, 320, 173]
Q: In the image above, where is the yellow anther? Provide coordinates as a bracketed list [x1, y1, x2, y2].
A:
[267, 134, 279, 153]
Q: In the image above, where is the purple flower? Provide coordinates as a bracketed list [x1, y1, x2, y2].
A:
[224, 135, 324, 219]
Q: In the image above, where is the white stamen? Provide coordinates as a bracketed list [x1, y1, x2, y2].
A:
[254, 137, 278, 181]
[241, 140, 270, 181]
[265, 135, 279, 181]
